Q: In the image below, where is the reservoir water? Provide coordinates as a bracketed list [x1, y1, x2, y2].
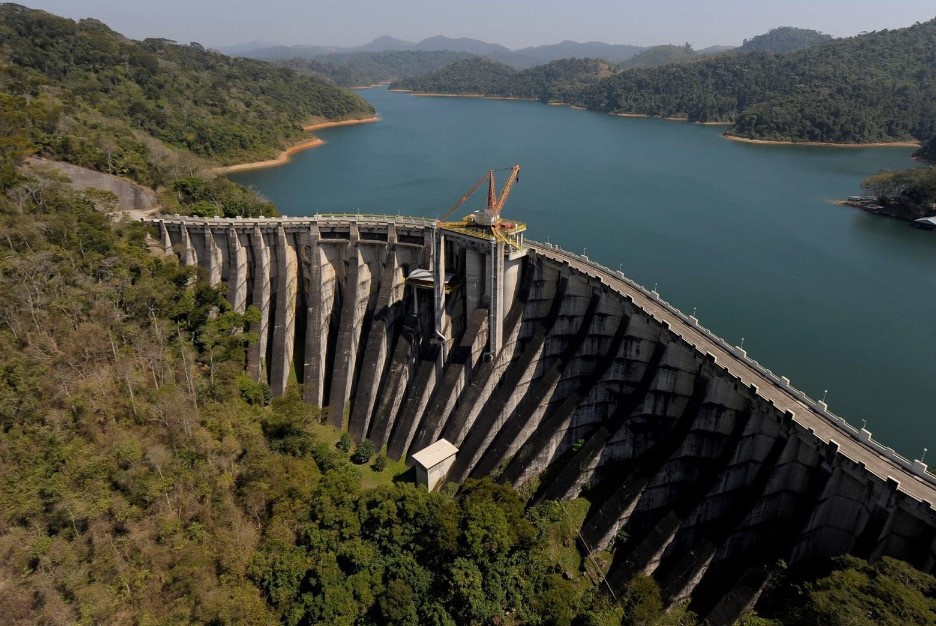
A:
[230, 87, 936, 458]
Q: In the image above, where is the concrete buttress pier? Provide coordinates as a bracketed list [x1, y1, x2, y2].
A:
[149, 214, 936, 625]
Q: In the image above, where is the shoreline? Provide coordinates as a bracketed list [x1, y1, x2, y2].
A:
[723, 133, 921, 149]
[833, 198, 925, 224]
[302, 116, 379, 132]
[351, 82, 390, 90]
[391, 88, 537, 102]
[213, 116, 379, 174]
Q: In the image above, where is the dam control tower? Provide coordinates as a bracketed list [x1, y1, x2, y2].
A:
[429, 165, 527, 362]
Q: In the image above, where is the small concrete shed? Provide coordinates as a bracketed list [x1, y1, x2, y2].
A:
[412, 439, 458, 491]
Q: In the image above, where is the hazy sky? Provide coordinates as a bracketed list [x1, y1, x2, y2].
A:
[19, 1, 936, 49]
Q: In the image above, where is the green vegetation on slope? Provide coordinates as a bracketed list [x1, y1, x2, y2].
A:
[0, 4, 374, 177]
[752, 556, 936, 625]
[393, 57, 619, 103]
[739, 27, 834, 54]
[278, 50, 476, 88]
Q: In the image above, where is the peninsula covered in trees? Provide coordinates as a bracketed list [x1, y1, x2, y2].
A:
[392, 19, 936, 146]
[394, 57, 618, 103]
[0, 3, 374, 192]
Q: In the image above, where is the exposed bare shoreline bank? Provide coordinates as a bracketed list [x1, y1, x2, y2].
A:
[390, 88, 536, 102]
[351, 82, 390, 90]
[723, 133, 921, 149]
[613, 112, 739, 126]
[213, 116, 379, 174]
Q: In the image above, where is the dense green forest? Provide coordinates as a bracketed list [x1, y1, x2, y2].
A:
[584, 20, 936, 143]
[738, 27, 833, 54]
[394, 58, 519, 95]
[278, 50, 476, 88]
[393, 18, 936, 145]
[393, 58, 618, 103]
[0, 4, 373, 177]
[618, 45, 698, 69]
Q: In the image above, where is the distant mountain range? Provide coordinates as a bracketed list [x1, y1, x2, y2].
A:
[217, 35, 679, 68]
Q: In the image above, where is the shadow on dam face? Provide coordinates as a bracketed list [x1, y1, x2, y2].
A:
[152, 214, 936, 624]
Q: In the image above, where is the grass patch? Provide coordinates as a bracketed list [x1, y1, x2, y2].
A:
[307, 421, 412, 490]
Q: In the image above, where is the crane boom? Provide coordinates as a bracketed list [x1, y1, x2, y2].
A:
[439, 171, 489, 224]
[493, 164, 520, 214]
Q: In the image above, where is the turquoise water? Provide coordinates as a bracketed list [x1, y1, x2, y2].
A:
[231, 87, 936, 458]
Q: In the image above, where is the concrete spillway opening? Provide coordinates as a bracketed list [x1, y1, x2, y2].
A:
[152, 214, 936, 625]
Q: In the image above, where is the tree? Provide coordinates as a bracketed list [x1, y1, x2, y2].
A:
[351, 439, 375, 464]
[622, 575, 664, 626]
[378, 579, 419, 626]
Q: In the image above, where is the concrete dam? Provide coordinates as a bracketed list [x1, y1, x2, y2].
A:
[149, 212, 936, 624]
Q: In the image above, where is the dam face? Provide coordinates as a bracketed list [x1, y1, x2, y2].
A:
[151, 214, 936, 624]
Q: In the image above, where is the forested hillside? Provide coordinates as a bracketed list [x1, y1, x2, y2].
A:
[738, 26, 833, 53]
[394, 58, 518, 95]
[0, 3, 374, 180]
[393, 18, 936, 145]
[278, 50, 475, 88]
[393, 57, 618, 103]
[619, 44, 699, 68]
[574, 19, 936, 143]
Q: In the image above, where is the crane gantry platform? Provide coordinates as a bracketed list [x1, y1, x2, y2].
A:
[437, 164, 526, 251]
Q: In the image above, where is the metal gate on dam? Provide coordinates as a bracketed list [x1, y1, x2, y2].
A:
[147, 212, 936, 624]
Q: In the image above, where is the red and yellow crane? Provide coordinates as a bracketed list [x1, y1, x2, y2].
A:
[438, 164, 526, 250]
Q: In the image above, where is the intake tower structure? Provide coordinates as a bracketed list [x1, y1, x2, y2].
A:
[148, 210, 936, 624]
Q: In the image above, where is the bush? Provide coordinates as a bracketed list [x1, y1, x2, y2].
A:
[238, 374, 271, 406]
[351, 439, 375, 465]
[372, 455, 387, 472]
[336, 432, 352, 453]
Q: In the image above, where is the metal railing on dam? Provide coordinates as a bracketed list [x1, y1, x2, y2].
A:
[527, 239, 936, 498]
[152, 213, 437, 229]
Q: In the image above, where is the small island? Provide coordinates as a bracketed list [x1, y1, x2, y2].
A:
[844, 142, 936, 225]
